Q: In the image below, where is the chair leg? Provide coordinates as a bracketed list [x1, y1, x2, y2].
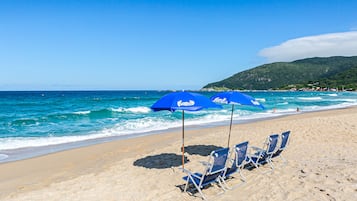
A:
[267, 158, 274, 171]
[239, 168, 246, 182]
[253, 159, 275, 174]
[220, 170, 246, 190]
[246, 156, 259, 170]
[184, 178, 189, 192]
[256, 157, 274, 175]
[193, 183, 207, 200]
[217, 176, 228, 192]
[218, 176, 230, 191]
[272, 154, 288, 168]
[251, 161, 263, 173]
[280, 155, 287, 165]
[185, 175, 207, 200]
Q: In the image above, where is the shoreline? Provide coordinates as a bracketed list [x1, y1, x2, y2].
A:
[1, 106, 356, 200]
[1, 90, 356, 164]
[0, 104, 351, 164]
[0, 110, 284, 164]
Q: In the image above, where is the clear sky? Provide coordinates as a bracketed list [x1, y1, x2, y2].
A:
[1, 0, 357, 90]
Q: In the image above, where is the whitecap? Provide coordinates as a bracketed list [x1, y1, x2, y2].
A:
[277, 102, 289, 105]
[0, 134, 115, 150]
[73, 111, 91, 115]
[110, 108, 125, 112]
[126, 106, 151, 113]
[256, 98, 266, 102]
[338, 99, 357, 102]
[298, 97, 322, 101]
[111, 107, 150, 113]
[0, 117, 176, 150]
[0, 154, 8, 160]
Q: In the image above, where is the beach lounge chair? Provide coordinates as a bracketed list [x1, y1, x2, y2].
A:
[272, 131, 291, 164]
[221, 141, 249, 189]
[181, 147, 229, 200]
[246, 134, 279, 172]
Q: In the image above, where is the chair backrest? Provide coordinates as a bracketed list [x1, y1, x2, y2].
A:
[279, 131, 291, 150]
[235, 141, 248, 168]
[207, 147, 229, 174]
[266, 134, 279, 154]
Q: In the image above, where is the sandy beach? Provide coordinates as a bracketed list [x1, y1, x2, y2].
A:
[0, 107, 356, 201]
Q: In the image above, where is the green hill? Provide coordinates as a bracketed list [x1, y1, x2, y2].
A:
[314, 65, 357, 90]
[203, 56, 357, 91]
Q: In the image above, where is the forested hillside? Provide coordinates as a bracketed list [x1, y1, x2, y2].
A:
[203, 56, 357, 91]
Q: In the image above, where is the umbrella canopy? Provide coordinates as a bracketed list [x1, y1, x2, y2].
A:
[211, 91, 265, 147]
[211, 91, 264, 109]
[151, 91, 221, 168]
[151, 91, 221, 112]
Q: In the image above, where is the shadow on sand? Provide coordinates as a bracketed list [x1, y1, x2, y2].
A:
[184, 145, 224, 156]
[133, 145, 224, 169]
[133, 153, 188, 169]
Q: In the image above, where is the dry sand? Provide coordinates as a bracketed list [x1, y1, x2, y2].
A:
[0, 107, 356, 201]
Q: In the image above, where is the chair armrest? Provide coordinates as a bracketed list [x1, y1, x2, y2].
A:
[178, 168, 202, 179]
[250, 146, 264, 152]
[178, 167, 192, 175]
[199, 161, 212, 167]
[247, 146, 265, 159]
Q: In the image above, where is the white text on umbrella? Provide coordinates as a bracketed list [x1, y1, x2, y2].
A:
[177, 100, 195, 107]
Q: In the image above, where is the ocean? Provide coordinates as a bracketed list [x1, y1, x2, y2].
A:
[1, 90, 356, 162]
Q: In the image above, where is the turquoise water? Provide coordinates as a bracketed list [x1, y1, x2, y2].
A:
[0, 90, 356, 161]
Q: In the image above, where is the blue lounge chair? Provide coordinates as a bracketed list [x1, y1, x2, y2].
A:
[221, 141, 249, 189]
[272, 131, 291, 164]
[246, 134, 279, 172]
[181, 147, 229, 200]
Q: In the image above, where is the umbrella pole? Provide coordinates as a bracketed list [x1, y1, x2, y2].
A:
[228, 104, 234, 147]
[182, 110, 185, 170]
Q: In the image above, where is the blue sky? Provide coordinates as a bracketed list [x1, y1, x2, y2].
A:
[1, 0, 357, 90]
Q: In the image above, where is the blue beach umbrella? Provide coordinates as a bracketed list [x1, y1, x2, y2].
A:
[151, 91, 222, 168]
[211, 91, 265, 147]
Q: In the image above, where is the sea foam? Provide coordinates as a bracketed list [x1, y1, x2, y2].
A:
[298, 97, 323, 101]
[2, 91, 357, 159]
[111, 106, 151, 113]
[0, 154, 8, 160]
[73, 111, 91, 115]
